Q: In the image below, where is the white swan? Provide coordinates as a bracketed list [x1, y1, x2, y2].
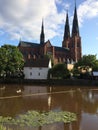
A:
[16, 89, 21, 93]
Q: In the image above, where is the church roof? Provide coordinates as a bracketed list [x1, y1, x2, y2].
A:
[24, 58, 50, 67]
[54, 46, 69, 53]
[18, 41, 40, 47]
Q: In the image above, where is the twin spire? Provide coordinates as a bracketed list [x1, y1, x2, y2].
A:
[40, 2, 79, 44]
[63, 2, 79, 40]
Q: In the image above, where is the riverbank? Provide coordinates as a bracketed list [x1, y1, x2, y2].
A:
[0, 78, 98, 86]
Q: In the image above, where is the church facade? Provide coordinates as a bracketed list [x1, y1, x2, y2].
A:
[18, 5, 82, 65]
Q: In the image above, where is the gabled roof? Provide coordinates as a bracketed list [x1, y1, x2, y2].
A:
[54, 46, 69, 53]
[24, 58, 50, 68]
[18, 41, 40, 47]
[39, 40, 52, 47]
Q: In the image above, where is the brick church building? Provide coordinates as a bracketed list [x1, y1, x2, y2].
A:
[18, 4, 82, 65]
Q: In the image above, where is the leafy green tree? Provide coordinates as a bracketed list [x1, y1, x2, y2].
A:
[0, 45, 24, 77]
[74, 55, 98, 71]
[48, 63, 70, 79]
[73, 55, 98, 78]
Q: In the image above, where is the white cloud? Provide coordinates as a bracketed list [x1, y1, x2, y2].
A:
[78, 0, 98, 26]
[1, 0, 98, 44]
[0, 0, 67, 43]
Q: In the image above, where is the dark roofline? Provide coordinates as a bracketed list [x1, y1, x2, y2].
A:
[24, 58, 50, 67]
[18, 41, 40, 47]
[54, 46, 70, 52]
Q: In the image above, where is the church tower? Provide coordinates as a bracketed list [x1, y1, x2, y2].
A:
[70, 3, 82, 62]
[62, 11, 70, 48]
[40, 20, 45, 44]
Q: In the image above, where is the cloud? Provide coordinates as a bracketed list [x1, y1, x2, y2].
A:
[0, 0, 67, 43]
[1, 0, 98, 45]
[77, 0, 98, 26]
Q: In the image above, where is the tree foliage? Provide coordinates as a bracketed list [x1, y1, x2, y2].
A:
[0, 45, 24, 77]
[48, 63, 70, 79]
[74, 55, 98, 71]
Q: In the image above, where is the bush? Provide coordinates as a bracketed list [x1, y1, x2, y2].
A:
[48, 63, 70, 79]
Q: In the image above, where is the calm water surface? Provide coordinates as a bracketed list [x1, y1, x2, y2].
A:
[0, 84, 98, 130]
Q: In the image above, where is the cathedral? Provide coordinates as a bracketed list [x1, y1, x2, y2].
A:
[18, 4, 82, 65]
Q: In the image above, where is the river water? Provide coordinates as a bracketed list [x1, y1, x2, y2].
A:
[0, 84, 98, 130]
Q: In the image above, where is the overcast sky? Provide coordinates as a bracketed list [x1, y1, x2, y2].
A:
[0, 0, 98, 57]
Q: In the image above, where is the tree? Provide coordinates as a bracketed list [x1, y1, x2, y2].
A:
[73, 55, 98, 79]
[0, 45, 24, 78]
[74, 55, 98, 71]
[48, 63, 70, 79]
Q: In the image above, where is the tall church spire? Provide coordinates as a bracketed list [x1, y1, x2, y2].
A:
[70, 1, 82, 62]
[62, 11, 70, 48]
[72, 2, 79, 37]
[40, 19, 45, 44]
[63, 11, 70, 40]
